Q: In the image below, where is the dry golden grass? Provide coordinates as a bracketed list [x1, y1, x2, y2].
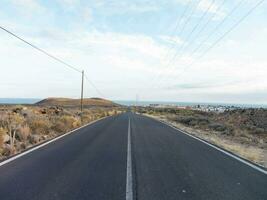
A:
[18, 125, 31, 142]
[52, 116, 80, 133]
[28, 118, 51, 135]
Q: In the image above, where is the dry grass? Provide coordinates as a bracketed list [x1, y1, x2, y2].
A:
[0, 128, 5, 148]
[146, 114, 266, 167]
[28, 117, 51, 135]
[0, 105, 124, 159]
[52, 116, 80, 133]
[18, 125, 31, 142]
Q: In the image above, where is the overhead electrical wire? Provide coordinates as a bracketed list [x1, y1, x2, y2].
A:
[146, 0, 202, 93]
[154, 0, 242, 89]
[182, 0, 228, 54]
[147, 0, 195, 90]
[152, 0, 217, 89]
[167, 0, 202, 62]
[0, 26, 82, 73]
[163, 0, 194, 60]
[0, 25, 105, 98]
[174, 0, 216, 59]
[159, 0, 265, 90]
[186, 0, 244, 60]
[84, 74, 106, 98]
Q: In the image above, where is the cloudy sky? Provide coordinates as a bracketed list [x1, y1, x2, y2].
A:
[0, 0, 266, 104]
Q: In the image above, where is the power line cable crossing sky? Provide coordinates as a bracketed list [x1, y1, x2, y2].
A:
[152, 0, 265, 91]
[0, 25, 105, 99]
[0, 0, 266, 104]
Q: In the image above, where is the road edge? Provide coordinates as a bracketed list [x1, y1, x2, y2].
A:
[142, 114, 267, 175]
[0, 115, 113, 167]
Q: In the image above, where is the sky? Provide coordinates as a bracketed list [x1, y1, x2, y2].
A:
[0, 0, 267, 104]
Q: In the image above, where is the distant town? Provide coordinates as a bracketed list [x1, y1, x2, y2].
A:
[147, 103, 264, 113]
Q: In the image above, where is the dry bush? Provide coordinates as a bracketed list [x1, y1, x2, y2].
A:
[29, 134, 42, 144]
[18, 125, 31, 142]
[176, 116, 210, 127]
[52, 115, 79, 133]
[0, 127, 6, 148]
[72, 118, 81, 128]
[4, 113, 25, 153]
[28, 118, 51, 135]
[0, 106, 120, 158]
[82, 114, 93, 123]
[208, 122, 227, 132]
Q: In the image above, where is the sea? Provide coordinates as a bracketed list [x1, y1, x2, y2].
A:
[0, 98, 266, 108]
[0, 98, 41, 105]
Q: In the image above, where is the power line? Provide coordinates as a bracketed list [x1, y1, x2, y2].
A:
[84, 74, 106, 98]
[174, 0, 216, 59]
[147, 0, 194, 90]
[183, 0, 228, 53]
[0, 26, 82, 73]
[0, 25, 107, 100]
[187, 0, 244, 59]
[163, 0, 194, 60]
[156, 0, 217, 88]
[166, 0, 202, 62]
[154, 0, 243, 89]
[161, 0, 265, 89]
[147, 0, 202, 92]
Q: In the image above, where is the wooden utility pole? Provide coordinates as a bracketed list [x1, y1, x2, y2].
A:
[81, 70, 84, 123]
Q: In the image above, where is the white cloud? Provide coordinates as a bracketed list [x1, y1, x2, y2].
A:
[92, 0, 160, 13]
[81, 7, 92, 22]
[174, 0, 225, 19]
[160, 35, 184, 46]
[56, 0, 80, 10]
[1, 0, 266, 102]
[10, 0, 45, 17]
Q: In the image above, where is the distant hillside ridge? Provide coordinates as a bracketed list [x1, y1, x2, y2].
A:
[35, 97, 120, 107]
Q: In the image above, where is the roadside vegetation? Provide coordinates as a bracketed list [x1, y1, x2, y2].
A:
[139, 107, 267, 167]
[0, 105, 124, 159]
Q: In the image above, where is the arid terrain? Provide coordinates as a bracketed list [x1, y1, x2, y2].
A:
[139, 107, 267, 168]
[0, 98, 124, 159]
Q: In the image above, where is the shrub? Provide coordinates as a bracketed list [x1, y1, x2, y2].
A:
[82, 115, 93, 123]
[52, 115, 78, 133]
[208, 123, 227, 132]
[0, 127, 6, 148]
[29, 118, 51, 135]
[176, 116, 195, 125]
[72, 118, 81, 128]
[18, 125, 31, 142]
[177, 116, 209, 126]
[29, 134, 42, 144]
[253, 128, 265, 134]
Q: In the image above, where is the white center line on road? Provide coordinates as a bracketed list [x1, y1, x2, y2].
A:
[126, 118, 133, 200]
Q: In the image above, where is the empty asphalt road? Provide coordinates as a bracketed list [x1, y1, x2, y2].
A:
[0, 112, 266, 200]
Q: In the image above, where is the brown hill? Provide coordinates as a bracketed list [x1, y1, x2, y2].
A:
[35, 97, 120, 107]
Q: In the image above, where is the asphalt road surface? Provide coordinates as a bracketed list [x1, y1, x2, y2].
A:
[0, 112, 266, 200]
